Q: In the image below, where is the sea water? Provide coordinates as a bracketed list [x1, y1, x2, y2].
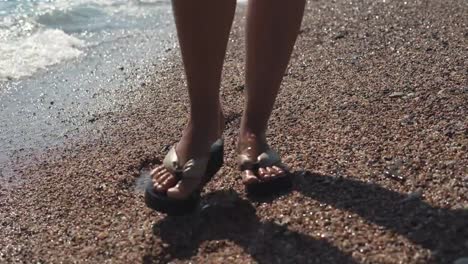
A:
[0, 0, 171, 81]
[0, 0, 248, 82]
[0, 0, 176, 171]
[0, 0, 247, 173]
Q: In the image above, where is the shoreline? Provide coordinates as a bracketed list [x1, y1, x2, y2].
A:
[1, 0, 467, 263]
[0, 4, 175, 183]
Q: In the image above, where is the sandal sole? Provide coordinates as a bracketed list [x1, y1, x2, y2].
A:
[245, 173, 293, 197]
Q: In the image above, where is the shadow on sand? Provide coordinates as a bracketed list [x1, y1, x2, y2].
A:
[145, 171, 467, 263]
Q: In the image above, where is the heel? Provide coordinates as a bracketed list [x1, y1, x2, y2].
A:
[205, 139, 224, 181]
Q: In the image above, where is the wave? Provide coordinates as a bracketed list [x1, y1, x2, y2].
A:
[0, 29, 86, 81]
[0, 0, 170, 81]
[0, 0, 244, 82]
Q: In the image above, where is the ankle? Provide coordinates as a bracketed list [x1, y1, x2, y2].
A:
[177, 125, 218, 162]
[240, 116, 268, 138]
[184, 122, 219, 143]
[240, 123, 266, 138]
[238, 129, 267, 147]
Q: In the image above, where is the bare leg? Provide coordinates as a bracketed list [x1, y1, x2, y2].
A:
[239, 0, 306, 183]
[152, 0, 236, 199]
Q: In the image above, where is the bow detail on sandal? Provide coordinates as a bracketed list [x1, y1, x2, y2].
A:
[163, 146, 210, 180]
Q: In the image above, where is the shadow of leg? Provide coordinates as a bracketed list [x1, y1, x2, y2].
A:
[297, 171, 468, 263]
[147, 190, 357, 263]
[244, 220, 358, 264]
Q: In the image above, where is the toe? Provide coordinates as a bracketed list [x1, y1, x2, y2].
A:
[154, 182, 165, 192]
[154, 172, 172, 192]
[266, 167, 276, 175]
[272, 166, 286, 177]
[162, 175, 178, 190]
[242, 170, 259, 184]
[150, 166, 164, 176]
[167, 177, 201, 200]
[258, 168, 271, 181]
[153, 177, 163, 190]
[265, 167, 277, 180]
[154, 172, 169, 184]
[152, 168, 167, 183]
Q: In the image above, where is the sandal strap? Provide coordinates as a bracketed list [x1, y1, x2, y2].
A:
[257, 149, 281, 168]
[238, 148, 282, 171]
[163, 146, 209, 179]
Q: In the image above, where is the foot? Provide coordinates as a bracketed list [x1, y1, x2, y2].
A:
[237, 131, 287, 185]
[151, 112, 224, 200]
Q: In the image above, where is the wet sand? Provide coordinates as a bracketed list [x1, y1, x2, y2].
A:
[1, 0, 467, 263]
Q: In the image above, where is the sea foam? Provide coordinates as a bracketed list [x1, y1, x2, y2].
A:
[0, 0, 166, 81]
[0, 29, 85, 81]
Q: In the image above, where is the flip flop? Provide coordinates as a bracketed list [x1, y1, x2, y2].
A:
[145, 139, 224, 215]
[238, 147, 293, 196]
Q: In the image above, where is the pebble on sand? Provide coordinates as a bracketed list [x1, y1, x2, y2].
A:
[388, 92, 406, 98]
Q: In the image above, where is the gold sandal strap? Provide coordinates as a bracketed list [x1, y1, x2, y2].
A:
[238, 148, 283, 171]
[162, 145, 210, 179]
[238, 153, 257, 171]
[163, 147, 180, 173]
[257, 149, 282, 168]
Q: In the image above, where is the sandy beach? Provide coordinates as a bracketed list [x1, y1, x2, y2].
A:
[1, 0, 467, 263]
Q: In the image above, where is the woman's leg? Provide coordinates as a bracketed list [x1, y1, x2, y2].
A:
[240, 0, 306, 183]
[153, 0, 236, 199]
